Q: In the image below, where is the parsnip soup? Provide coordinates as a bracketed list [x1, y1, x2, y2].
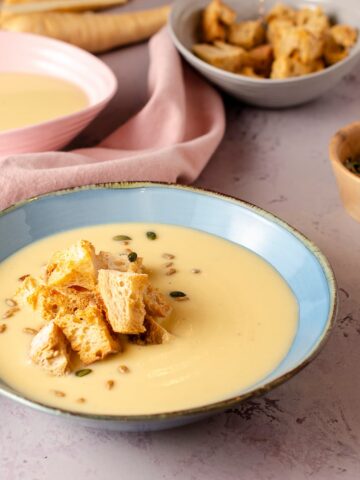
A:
[0, 224, 298, 415]
[0, 72, 88, 131]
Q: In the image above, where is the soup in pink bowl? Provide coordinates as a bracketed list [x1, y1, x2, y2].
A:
[0, 31, 117, 155]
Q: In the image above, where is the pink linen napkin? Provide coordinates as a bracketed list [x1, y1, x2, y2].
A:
[0, 28, 225, 211]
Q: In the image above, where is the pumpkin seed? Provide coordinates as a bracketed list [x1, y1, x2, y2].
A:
[146, 231, 157, 240]
[128, 252, 138, 262]
[169, 291, 186, 298]
[75, 368, 93, 377]
[113, 235, 132, 241]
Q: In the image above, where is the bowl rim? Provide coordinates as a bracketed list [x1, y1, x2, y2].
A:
[169, 0, 360, 85]
[0, 30, 118, 137]
[329, 120, 360, 184]
[0, 182, 338, 423]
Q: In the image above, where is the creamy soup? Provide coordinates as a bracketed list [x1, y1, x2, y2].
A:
[0, 72, 88, 131]
[0, 224, 298, 415]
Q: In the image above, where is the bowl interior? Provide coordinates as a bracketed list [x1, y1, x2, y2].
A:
[0, 184, 336, 411]
[171, 0, 360, 75]
[0, 31, 117, 107]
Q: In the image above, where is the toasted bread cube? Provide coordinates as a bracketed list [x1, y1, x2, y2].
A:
[55, 305, 120, 364]
[266, 3, 296, 24]
[270, 54, 324, 79]
[192, 42, 246, 72]
[238, 66, 264, 78]
[46, 240, 97, 290]
[96, 251, 144, 273]
[16, 275, 42, 309]
[245, 44, 273, 76]
[130, 316, 172, 346]
[39, 285, 96, 322]
[267, 18, 294, 44]
[30, 321, 71, 376]
[272, 26, 324, 64]
[201, 0, 236, 42]
[144, 285, 172, 319]
[228, 20, 265, 50]
[324, 33, 349, 65]
[330, 24, 357, 49]
[98, 269, 149, 334]
[295, 6, 329, 36]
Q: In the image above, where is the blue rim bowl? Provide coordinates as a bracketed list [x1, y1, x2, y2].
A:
[0, 183, 337, 431]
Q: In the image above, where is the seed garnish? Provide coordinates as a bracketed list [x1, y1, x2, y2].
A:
[106, 380, 115, 390]
[146, 231, 157, 240]
[18, 274, 29, 282]
[52, 390, 66, 397]
[0, 324, 6, 333]
[23, 327, 38, 335]
[166, 268, 177, 276]
[113, 235, 132, 241]
[169, 291, 186, 298]
[118, 365, 130, 374]
[128, 252, 138, 263]
[76, 397, 86, 404]
[191, 268, 201, 274]
[2, 306, 19, 319]
[162, 253, 175, 260]
[5, 298, 17, 308]
[75, 368, 93, 377]
[164, 262, 173, 268]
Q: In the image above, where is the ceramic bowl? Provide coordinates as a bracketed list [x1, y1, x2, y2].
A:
[0, 183, 337, 431]
[169, 0, 360, 108]
[329, 121, 360, 222]
[0, 31, 117, 155]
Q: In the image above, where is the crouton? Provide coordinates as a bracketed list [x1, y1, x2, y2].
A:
[201, 0, 236, 42]
[271, 54, 324, 79]
[323, 33, 349, 65]
[295, 6, 329, 36]
[96, 251, 144, 273]
[16, 275, 42, 309]
[192, 41, 247, 72]
[330, 24, 358, 49]
[144, 285, 172, 319]
[238, 66, 264, 78]
[46, 240, 97, 290]
[244, 44, 273, 76]
[55, 305, 120, 364]
[39, 285, 96, 322]
[272, 26, 324, 64]
[98, 269, 149, 334]
[130, 316, 172, 346]
[228, 20, 265, 50]
[266, 3, 296, 24]
[30, 321, 71, 376]
[266, 18, 294, 44]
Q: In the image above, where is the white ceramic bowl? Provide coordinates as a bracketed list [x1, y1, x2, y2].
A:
[0, 31, 117, 155]
[169, 0, 360, 108]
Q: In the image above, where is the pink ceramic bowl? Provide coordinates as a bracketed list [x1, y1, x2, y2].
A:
[0, 31, 117, 155]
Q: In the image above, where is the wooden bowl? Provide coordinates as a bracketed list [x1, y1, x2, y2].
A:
[329, 121, 360, 222]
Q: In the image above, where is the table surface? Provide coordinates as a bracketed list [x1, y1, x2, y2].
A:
[2, 1, 360, 479]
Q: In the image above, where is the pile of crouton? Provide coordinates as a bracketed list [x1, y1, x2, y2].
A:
[192, 0, 358, 79]
[17, 240, 172, 376]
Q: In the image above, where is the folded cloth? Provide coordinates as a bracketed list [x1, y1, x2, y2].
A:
[0, 27, 225, 211]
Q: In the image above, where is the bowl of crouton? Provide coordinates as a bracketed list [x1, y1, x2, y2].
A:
[169, 0, 360, 107]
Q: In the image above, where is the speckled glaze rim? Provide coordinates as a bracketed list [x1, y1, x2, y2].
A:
[329, 120, 360, 183]
[169, 0, 360, 85]
[0, 182, 337, 424]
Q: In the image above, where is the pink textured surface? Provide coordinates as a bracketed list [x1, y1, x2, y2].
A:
[1, 1, 360, 479]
